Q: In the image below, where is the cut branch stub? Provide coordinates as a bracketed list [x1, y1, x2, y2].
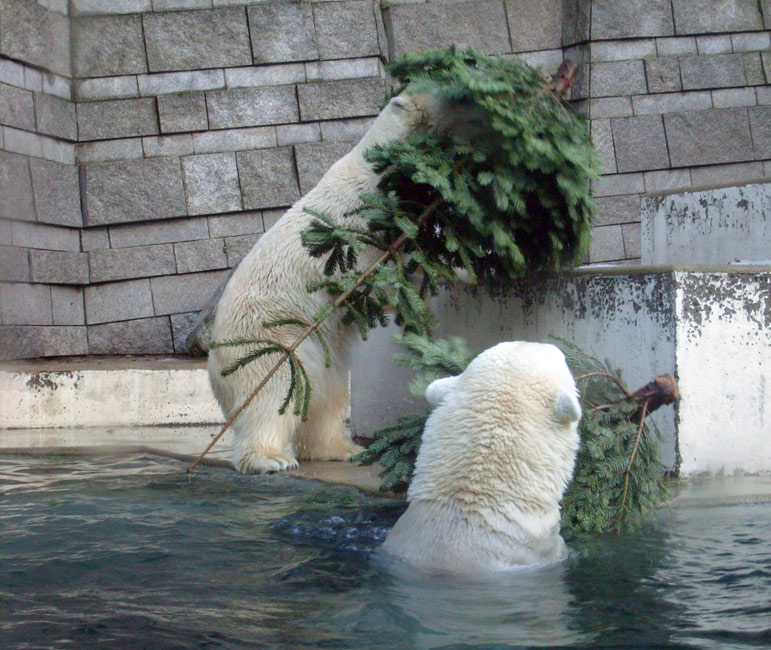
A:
[630, 374, 679, 421]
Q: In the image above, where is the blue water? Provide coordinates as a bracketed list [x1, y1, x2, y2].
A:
[1, 453, 770, 650]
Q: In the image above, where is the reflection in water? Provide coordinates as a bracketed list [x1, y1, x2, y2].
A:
[1, 453, 770, 650]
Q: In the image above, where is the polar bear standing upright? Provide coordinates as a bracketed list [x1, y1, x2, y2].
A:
[209, 90, 473, 474]
[382, 341, 582, 574]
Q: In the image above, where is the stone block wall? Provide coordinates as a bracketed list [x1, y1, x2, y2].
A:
[0, 0, 769, 359]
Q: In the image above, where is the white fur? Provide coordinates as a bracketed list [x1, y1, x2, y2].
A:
[382, 341, 582, 575]
[208, 92, 466, 474]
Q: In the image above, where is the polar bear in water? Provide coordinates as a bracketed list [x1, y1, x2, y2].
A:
[382, 341, 582, 574]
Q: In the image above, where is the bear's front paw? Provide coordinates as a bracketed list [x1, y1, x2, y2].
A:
[236, 452, 299, 474]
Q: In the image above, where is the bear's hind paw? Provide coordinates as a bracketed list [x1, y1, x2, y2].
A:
[236, 452, 299, 474]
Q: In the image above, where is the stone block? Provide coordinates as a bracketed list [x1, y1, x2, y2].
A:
[561, 0, 590, 47]
[89, 244, 176, 283]
[655, 36, 696, 57]
[142, 134, 194, 158]
[83, 157, 187, 226]
[0, 83, 35, 131]
[109, 217, 208, 248]
[743, 52, 766, 86]
[11, 221, 80, 251]
[191, 126, 277, 154]
[758, 86, 771, 105]
[589, 96, 633, 119]
[712, 88, 757, 109]
[34, 93, 77, 141]
[51, 286, 84, 326]
[0, 151, 35, 221]
[592, 172, 645, 197]
[319, 117, 375, 143]
[749, 106, 771, 159]
[612, 115, 670, 173]
[77, 98, 159, 141]
[505, 0, 562, 52]
[313, 0, 380, 60]
[0, 282, 52, 325]
[643, 169, 692, 192]
[41, 138, 75, 166]
[42, 74, 71, 101]
[590, 39, 656, 62]
[170, 312, 199, 353]
[384, 1, 511, 60]
[262, 208, 284, 231]
[689, 161, 764, 187]
[174, 238, 228, 274]
[80, 227, 109, 251]
[588, 224, 625, 262]
[590, 120, 616, 174]
[144, 7, 251, 73]
[680, 54, 746, 91]
[248, 3, 318, 64]
[645, 58, 682, 93]
[294, 141, 351, 195]
[158, 93, 209, 133]
[29, 159, 82, 228]
[88, 317, 174, 355]
[622, 223, 641, 258]
[305, 58, 381, 83]
[224, 233, 259, 266]
[593, 194, 640, 226]
[0, 218, 9, 244]
[665, 108, 754, 167]
[72, 15, 147, 78]
[150, 269, 230, 315]
[85, 278, 154, 324]
[71, 0, 151, 14]
[206, 86, 299, 130]
[591, 0, 674, 40]
[695, 35, 731, 55]
[75, 76, 140, 102]
[298, 78, 385, 122]
[137, 70, 225, 96]
[672, 0, 763, 34]
[182, 153, 243, 215]
[76, 139, 144, 164]
[591, 60, 647, 97]
[2, 126, 43, 158]
[0, 325, 87, 360]
[0, 58, 25, 88]
[225, 64, 306, 89]
[763, 51, 771, 82]
[30, 250, 89, 285]
[276, 123, 321, 147]
[153, 0, 211, 10]
[0, 0, 70, 77]
[0, 246, 29, 282]
[236, 148, 300, 210]
[632, 91, 713, 116]
[207, 211, 264, 238]
[732, 32, 771, 53]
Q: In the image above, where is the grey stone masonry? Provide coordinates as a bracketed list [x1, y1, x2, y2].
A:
[645, 58, 682, 93]
[206, 86, 299, 130]
[0, 245, 30, 282]
[680, 54, 747, 91]
[672, 0, 764, 35]
[591, 0, 674, 40]
[312, 1, 380, 61]
[0, 151, 35, 221]
[143, 8, 252, 73]
[29, 159, 83, 227]
[51, 286, 84, 325]
[158, 93, 209, 134]
[77, 98, 159, 141]
[182, 152, 243, 215]
[170, 311, 199, 354]
[0, 83, 36, 131]
[236, 148, 300, 210]
[294, 141, 352, 195]
[207, 211, 264, 238]
[150, 269, 229, 315]
[589, 224, 625, 262]
[224, 233, 259, 267]
[248, 4, 318, 65]
[591, 61, 647, 97]
[593, 194, 641, 226]
[29, 250, 89, 284]
[611, 115, 670, 173]
[298, 78, 385, 122]
[82, 157, 187, 226]
[591, 119, 616, 174]
[384, 1, 512, 61]
[34, 93, 78, 141]
[506, 0, 562, 53]
[749, 106, 771, 159]
[88, 317, 174, 354]
[665, 108, 754, 167]
[85, 278, 154, 324]
[108, 217, 209, 248]
[0, 325, 87, 360]
[11, 221, 81, 252]
[1, 282, 52, 325]
[0, 0, 70, 77]
[174, 238, 228, 274]
[88, 244, 176, 283]
[72, 15, 147, 78]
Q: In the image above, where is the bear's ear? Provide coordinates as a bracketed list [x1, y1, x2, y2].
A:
[389, 95, 410, 112]
[553, 391, 581, 424]
[425, 375, 458, 407]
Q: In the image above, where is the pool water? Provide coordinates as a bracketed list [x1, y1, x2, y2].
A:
[1, 453, 770, 650]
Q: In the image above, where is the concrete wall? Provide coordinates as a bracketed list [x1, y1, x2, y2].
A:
[0, 0, 770, 359]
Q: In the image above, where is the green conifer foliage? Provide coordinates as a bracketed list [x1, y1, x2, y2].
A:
[355, 335, 671, 535]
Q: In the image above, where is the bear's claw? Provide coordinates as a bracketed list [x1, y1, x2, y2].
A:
[236, 452, 299, 474]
